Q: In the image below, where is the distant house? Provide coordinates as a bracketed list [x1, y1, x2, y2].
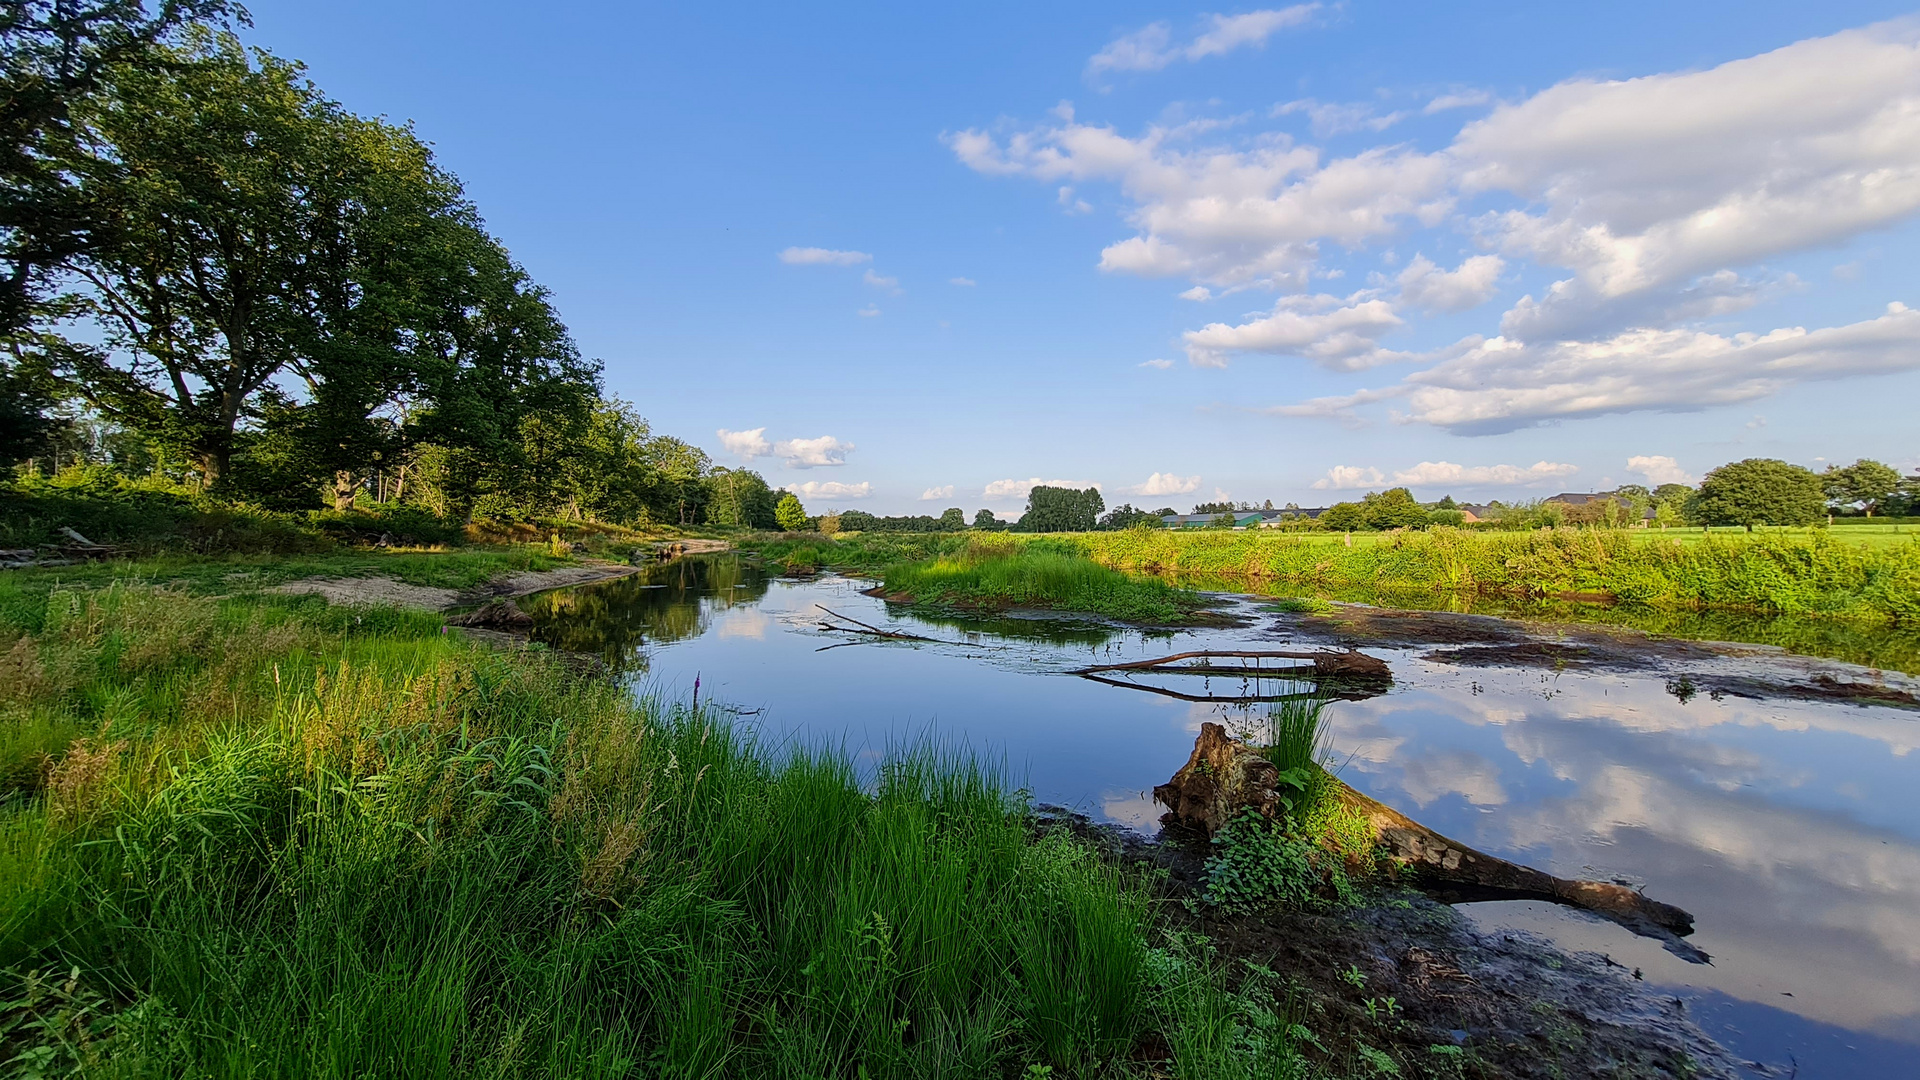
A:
[1544, 492, 1606, 506]
[1457, 504, 1493, 522]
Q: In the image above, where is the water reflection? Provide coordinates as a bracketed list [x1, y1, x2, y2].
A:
[517, 557, 1920, 1076]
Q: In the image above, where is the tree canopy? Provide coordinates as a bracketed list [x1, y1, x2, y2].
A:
[1822, 459, 1901, 516]
[1696, 458, 1823, 530]
[1017, 485, 1104, 532]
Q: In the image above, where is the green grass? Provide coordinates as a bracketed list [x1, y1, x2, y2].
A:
[878, 538, 1217, 625]
[1067, 527, 1920, 623]
[0, 574, 1316, 1077]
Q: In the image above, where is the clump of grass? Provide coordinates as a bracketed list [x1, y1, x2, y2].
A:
[1260, 597, 1333, 615]
[880, 540, 1215, 625]
[0, 577, 1206, 1076]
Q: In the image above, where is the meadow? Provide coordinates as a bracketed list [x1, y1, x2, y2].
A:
[0, 569, 1320, 1079]
[877, 536, 1217, 625]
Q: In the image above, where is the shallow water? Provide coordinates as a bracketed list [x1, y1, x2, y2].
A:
[522, 556, 1920, 1079]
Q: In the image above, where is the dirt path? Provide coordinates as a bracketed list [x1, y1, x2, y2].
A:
[270, 562, 641, 612]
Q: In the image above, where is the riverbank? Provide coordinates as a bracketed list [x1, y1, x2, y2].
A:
[745, 526, 1920, 626]
[0, 551, 1748, 1077]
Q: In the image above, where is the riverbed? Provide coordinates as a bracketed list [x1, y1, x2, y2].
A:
[521, 555, 1920, 1079]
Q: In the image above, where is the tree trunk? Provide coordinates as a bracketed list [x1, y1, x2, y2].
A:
[334, 470, 357, 511]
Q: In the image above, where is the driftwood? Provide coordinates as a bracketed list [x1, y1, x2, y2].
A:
[1071, 648, 1390, 680]
[1077, 672, 1385, 704]
[1155, 723, 1702, 957]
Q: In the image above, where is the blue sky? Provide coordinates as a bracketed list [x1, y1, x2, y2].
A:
[246, 1, 1920, 515]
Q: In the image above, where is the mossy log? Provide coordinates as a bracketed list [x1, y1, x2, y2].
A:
[1154, 723, 1700, 953]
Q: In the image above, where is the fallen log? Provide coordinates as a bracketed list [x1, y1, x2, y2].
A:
[1071, 647, 1389, 680]
[1155, 722, 1702, 957]
[1078, 672, 1386, 704]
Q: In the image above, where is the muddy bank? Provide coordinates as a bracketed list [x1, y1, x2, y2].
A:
[1036, 806, 1747, 1080]
[270, 562, 641, 612]
[1268, 601, 1920, 709]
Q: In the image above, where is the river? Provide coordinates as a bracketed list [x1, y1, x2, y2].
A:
[521, 554, 1920, 1079]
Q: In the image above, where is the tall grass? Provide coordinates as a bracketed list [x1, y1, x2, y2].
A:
[0, 581, 1192, 1076]
[879, 537, 1212, 624]
[1069, 527, 1920, 623]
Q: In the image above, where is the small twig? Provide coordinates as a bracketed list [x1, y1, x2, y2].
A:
[814, 605, 941, 642]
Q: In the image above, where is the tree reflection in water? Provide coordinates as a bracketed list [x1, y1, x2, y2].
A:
[520, 555, 772, 671]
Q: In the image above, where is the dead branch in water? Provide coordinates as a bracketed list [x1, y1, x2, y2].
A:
[814, 605, 948, 643]
[1068, 648, 1389, 679]
[1077, 673, 1366, 704]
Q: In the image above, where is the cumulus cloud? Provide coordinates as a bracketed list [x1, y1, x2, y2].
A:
[1625, 455, 1696, 486]
[1312, 460, 1577, 490]
[716, 427, 771, 458]
[1310, 466, 1386, 490]
[1404, 302, 1920, 433]
[775, 435, 854, 469]
[784, 481, 872, 500]
[1124, 472, 1202, 496]
[1178, 286, 1213, 301]
[963, 19, 1920, 428]
[982, 477, 1101, 500]
[1452, 20, 1920, 337]
[863, 269, 902, 294]
[946, 120, 1451, 288]
[949, 276, 976, 286]
[1086, 6, 1318, 79]
[779, 246, 871, 266]
[1183, 292, 1410, 369]
[1396, 254, 1504, 312]
[919, 485, 956, 500]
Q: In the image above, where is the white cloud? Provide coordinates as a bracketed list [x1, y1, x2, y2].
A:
[1391, 460, 1578, 487]
[1057, 185, 1093, 214]
[1456, 20, 1920, 329]
[1139, 358, 1174, 369]
[1183, 292, 1409, 369]
[1310, 466, 1385, 490]
[784, 481, 872, 500]
[1262, 385, 1406, 426]
[1311, 461, 1576, 490]
[863, 268, 902, 294]
[947, 119, 1452, 288]
[1086, 6, 1319, 78]
[779, 246, 871, 266]
[1272, 98, 1407, 138]
[1125, 472, 1203, 496]
[1178, 285, 1213, 301]
[949, 276, 977, 286]
[774, 435, 854, 469]
[1396, 254, 1505, 312]
[1404, 302, 1920, 433]
[919, 485, 956, 501]
[857, 304, 881, 317]
[982, 477, 1101, 500]
[1625, 455, 1696, 486]
[1424, 89, 1493, 114]
[716, 427, 771, 459]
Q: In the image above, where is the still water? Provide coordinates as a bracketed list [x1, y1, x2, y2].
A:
[522, 556, 1920, 1079]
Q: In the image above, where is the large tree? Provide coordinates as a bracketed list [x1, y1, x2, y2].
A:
[1019, 485, 1103, 532]
[47, 34, 489, 488]
[1822, 459, 1901, 517]
[1696, 458, 1824, 530]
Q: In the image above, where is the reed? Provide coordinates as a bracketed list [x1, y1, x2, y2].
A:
[879, 539, 1214, 624]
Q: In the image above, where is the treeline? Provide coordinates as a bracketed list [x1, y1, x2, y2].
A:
[0, 2, 766, 535]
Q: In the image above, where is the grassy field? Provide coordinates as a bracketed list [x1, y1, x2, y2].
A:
[0, 567, 1329, 1078]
